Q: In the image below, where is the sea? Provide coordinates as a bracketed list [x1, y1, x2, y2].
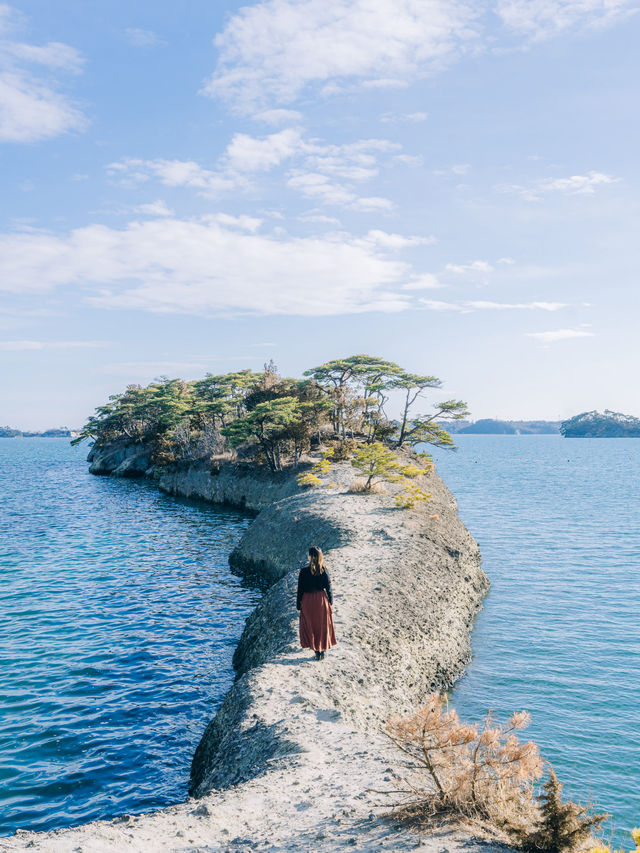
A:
[435, 435, 639, 847]
[0, 438, 259, 836]
[0, 436, 638, 843]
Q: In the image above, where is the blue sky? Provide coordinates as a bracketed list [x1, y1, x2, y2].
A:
[1, 0, 638, 429]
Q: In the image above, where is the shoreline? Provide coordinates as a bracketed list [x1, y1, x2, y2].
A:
[3, 448, 498, 853]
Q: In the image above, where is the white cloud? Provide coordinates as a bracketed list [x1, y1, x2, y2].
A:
[204, 212, 263, 231]
[420, 298, 568, 312]
[5, 41, 84, 71]
[0, 5, 86, 142]
[287, 171, 355, 206]
[526, 328, 596, 342]
[224, 128, 302, 171]
[350, 195, 395, 212]
[132, 200, 174, 217]
[108, 131, 400, 211]
[420, 299, 467, 311]
[358, 229, 436, 249]
[380, 110, 428, 123]
[253, 108, 303, 124]
[124, 28, 166, 48]
[107, 157, 240, 196]
[539, 172, 619, 194]
[502, 170, 619, 201]
[298, 212, 342, 226]
[434, 163, 471, 176]
[361, 76, 409, 89]
[0, 339, 109, 351]
[0, 217, 421, 316]
[496, 0, 635, 41]
[393, 153, 423, 167]
[203, 0, 481, 111]
[287, 171, 396, 211]
[445, 259, 494, 274]
[466, 300, 566, 310]
[200, 0, 635, 113]
[301, 137, 399, 181]
[402, 274, 441, 290]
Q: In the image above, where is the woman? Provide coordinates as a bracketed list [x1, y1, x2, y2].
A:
[296, 546, 337, 661]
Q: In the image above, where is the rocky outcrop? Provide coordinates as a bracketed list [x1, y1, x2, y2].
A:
[87, 442, 152, 477]
[157, 463, 301, 514]
[4, 449, 494, 853]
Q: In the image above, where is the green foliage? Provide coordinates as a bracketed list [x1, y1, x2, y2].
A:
[71, 378, 192, 451]
[560, 410, 640, 438]
[394, 399, 469, 450]
[350, 441, 403, 489]
[327, 438, 357, 461]
[395, 480, 432, 509]
[304, 354, 404, 439]
[512, 767, 609, 853]
[224, 396, 309, 472]
[397, 416, 460, 450]
[190, 369, 264, 426]
[350, 442, 431, 507]
[74, 355, 468, 472]
[297, 449, 335, 488]
[296, 471, 323, 487]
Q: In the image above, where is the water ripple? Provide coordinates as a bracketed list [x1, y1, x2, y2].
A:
[0, 439, 258, 836]
[436, 436, 640, 846]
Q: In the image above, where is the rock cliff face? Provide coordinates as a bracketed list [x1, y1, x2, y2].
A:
[5, 446, 493, 853]
[87, 441, 152, 477]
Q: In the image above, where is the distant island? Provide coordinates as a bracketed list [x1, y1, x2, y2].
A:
[444, 419, 561, 435]
[560, 410, 640, 437]
[0, 426, 75, 438]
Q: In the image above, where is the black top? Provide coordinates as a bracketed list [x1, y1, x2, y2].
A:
[296, 565, 333, 610]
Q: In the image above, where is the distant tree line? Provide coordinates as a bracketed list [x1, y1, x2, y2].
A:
[73, 355, 468, 473]
[0, 426, 72, 438]
[445, 419, 561, 435]
[560, 410, 640, 438]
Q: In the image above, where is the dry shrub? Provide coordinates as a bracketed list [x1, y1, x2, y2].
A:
[386, 694, 543, 834]
[348, 478, 386, 494]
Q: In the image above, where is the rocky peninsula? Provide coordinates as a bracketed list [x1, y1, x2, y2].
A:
[3, 445, 496, 853]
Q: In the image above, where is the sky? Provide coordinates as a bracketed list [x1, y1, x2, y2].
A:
[1, 0, 639, 430]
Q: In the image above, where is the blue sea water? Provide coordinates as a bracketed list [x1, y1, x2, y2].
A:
[0, 439, 259, 836]
[435, 436, 640, 847]
[1, 436, 638, 843]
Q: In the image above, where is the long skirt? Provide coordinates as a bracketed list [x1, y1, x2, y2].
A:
[299, 591, 337, 653]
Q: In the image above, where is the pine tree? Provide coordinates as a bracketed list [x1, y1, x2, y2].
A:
[517, 767, 608, 853]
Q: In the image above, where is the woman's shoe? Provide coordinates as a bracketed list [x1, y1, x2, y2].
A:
[320, 651, 325, 660]
[314, 651, 322, 661]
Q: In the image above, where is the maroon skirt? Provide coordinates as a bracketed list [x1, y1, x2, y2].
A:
[299, 591, 337, 652]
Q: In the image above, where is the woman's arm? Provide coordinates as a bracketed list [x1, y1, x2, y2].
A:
[324, 570, 333, 606]
[296, 569, 304, 610]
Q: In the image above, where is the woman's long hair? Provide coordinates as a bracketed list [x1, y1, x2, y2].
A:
[308, 546, 326, 575]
